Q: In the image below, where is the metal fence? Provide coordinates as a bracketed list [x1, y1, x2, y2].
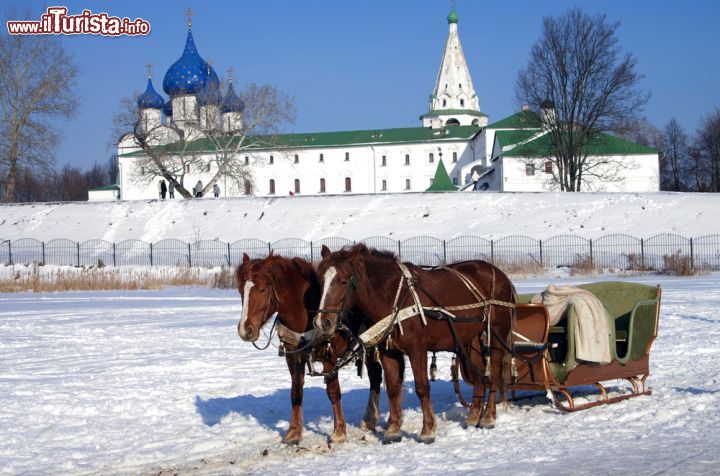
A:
[1, 233, 719, 272]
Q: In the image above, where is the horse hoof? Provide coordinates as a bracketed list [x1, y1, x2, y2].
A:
[282, 438, 300, 446]
[477, 420, 495, 430]
[329, 431, 347, 444]
[464, 417, 480, 428]
[419, 434, 436, 444]
[360, 420, 377, 432]
[383, 432, 402, 444]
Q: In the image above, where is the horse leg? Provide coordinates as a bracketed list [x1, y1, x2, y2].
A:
[464, 344, 485, 427]
[380, 350, 405, 443]
[322, 358, 347, 443]
[360, 354, 383, 431]
[408, 351, 436, 443]
[283, 354, 305, 444]
[479, 348, 503, 429]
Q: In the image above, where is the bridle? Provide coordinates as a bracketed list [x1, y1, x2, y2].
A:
[316, 266, 358, 334]
[242, 275, 282, 351]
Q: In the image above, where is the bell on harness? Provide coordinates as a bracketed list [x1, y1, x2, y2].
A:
[278, 343, 285, 357]
[430, 352, 438, 381]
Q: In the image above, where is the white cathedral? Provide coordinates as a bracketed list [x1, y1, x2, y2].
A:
[90, 9, 659, 201]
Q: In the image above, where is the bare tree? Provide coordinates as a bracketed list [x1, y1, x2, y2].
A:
[0, 6, 79, 202]
[112, 82, 295, 198]
[515, 8, 649, 191]
[659, 118, 689, 191]
[694, 109, 720, 192]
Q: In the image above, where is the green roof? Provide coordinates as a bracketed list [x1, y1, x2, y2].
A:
[494, 130, 539, 149]
[120, 125, 481, 157]
[426, 161, 457, 192]
[487, 110, 542, 129]
[420, 109, 488, 119]
[503, 131, 658, 158]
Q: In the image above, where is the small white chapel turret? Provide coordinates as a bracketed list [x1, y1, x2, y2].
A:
[421, 9, 487, 129]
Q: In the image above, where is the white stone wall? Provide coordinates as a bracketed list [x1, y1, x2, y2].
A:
[116, 138, 479, 200]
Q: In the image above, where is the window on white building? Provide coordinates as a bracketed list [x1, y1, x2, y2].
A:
[381, 179, 387, 191]
[405, 179, 411, 190]
[429, 152, 434, 163]
[526, 164, 535, 176]
[294, 154, 299, 164]
[320, 178, 326, 193]
[244, 180, 251, 195]
[319, 153, 324, 162]
[381, 155, 387, 166]
[452, 152, 458, 163]
[345, 177, 352, 192]
[405, 154, 410, 166]
[269, 155, 274, 165]
[244, 156, 249, 165]
[460, 99, 465, 107]
[345, 152, 350, 161]
[269, 179, 275, 194]
[294, 179, 300, 194]
[544, 161, 553, 173]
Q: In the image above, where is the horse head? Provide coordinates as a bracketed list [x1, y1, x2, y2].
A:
[315, 244, 373, 336]
[236, 253, 280, 342]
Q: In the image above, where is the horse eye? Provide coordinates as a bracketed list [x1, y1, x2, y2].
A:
[259, 287, 267, 292]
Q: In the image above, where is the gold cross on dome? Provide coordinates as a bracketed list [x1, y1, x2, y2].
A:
[206, 57, 213, 74]
[226, 67, 234, 82]
[146, 63, 152, 78]
[185, 8, 193, 28]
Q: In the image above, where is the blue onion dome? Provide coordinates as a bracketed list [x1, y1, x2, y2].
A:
[137, 78, 165, 109]
[162, 27, 219, 97]
[163, 99, 173, 116]
[222, 80, 245, 113]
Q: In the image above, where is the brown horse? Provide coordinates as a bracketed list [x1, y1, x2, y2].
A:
[315, 244, 516, 443]
[236, 253, 383, 444]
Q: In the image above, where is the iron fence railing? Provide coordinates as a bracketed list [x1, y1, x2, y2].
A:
[1, 234, 718, 272]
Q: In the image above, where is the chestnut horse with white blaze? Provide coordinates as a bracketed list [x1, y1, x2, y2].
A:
[236, 253, 383, 444]
[316, 244, 516, 443]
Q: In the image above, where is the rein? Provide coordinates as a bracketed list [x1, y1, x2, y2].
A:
[316, 268, 358, 326]
[250, 282, 281, 351]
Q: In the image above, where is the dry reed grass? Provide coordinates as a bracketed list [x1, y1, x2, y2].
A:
[0, 265, 219, 293]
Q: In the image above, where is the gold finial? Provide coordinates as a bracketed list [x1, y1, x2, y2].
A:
[146, 63, 152, 79]
[227, 66, 234, 83]
[185, 8, 193, 28]
[206, 57, 213, 75]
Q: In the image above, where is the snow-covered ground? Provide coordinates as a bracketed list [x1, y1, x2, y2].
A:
[2, 273, 719, 475]
[1, 192, 719, 243]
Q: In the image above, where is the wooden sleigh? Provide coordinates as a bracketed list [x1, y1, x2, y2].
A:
[451, 281, 662, 412]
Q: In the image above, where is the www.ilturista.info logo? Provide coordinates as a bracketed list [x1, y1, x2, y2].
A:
[6, 7, 151, 36]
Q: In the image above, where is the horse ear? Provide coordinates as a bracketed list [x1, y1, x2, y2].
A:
[242, 253, 250, 264]
[321, 245, 331, 258]
[269, 249, 274, 257]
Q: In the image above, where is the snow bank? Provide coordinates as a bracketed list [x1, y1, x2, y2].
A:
[1, 192, 718, 243]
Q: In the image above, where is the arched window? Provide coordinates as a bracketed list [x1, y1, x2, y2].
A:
[320, 178, 326, 193]
[269, 179, 275, 194]
[345, 177, 352, 192]
[319, 153, 324, 162]
[294, 179, 300, 194]
[452, 151, 458, 163]
[294, 154, 299, 164]
[544, 161, 553, 173]
[460, 99, 465, 107]
[404, 154, 410, 166]
[269, 155, 274, 165]
[429, 152, 434, 163]
[381, 155, 387, 166]
[345, 152, 350, 161]
[381, 179, 387, 191]
[244, 156, 249, 165]
[244, 180, 251, 195]
[442, 99, 447, 107]
[405, 179, 411, 190]
[446, 118, 460, 126]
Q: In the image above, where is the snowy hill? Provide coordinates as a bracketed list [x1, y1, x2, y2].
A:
[0, 192, 718, 243]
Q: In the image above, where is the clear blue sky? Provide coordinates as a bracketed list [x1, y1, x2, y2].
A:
[4, 0, 720, 170]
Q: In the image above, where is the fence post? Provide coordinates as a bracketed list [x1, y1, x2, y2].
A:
[310, 241, 314, 262]
[113, 243, 117, 267]
[442, 240, 447, 264]
[227, 242, 231, 266]
[8, 241, 12, 266]
[149, 242, 154, 266]
[188, 243, 192, 267]
[268, 242, 271, 254]
[490, 240, 494, 264]
[76, 242, 80, 267]
[640, 238, 645, 269]
[690, 237, 694, 271]
[539, 240, 543, 268]
[42, 241, 46, 265]
[397, 241, 402, 260]
[589, 239, 593, 265]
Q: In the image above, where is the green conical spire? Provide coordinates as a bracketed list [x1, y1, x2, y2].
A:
[426, 160, 457, 192]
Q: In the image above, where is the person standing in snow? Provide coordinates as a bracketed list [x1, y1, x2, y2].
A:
[159, 180, 167, 199]
[195, 180, 203, 197]
[168, 181, 175, 199]
[213, 183, 220, 197]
